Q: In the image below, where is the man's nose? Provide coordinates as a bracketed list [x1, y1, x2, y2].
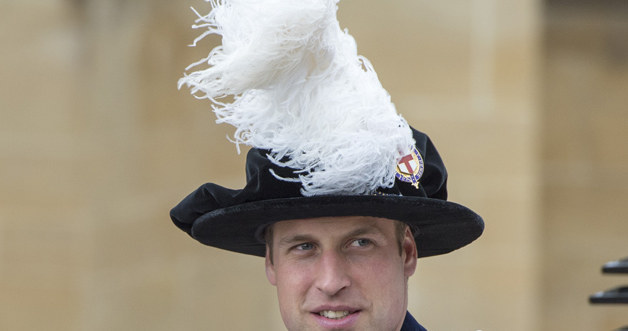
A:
[315, 250, 351, 296]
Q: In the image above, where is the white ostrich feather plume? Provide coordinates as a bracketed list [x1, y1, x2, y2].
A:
[179, 0, 414, 196]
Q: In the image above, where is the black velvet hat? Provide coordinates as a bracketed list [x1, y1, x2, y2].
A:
[170, 127, 484, 258]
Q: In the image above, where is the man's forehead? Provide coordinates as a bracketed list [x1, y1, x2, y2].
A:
[272, 216, 396, 238]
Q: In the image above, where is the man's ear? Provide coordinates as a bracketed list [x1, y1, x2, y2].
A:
[265, 245, 277, 286]
[402, 227, 418, 278]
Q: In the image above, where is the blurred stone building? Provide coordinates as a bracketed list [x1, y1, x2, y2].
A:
[0, 0, 626, 330]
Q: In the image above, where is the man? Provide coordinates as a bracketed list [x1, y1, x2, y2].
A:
[264, 216, 419, 330]
[171, 130, 483, 331]
[173, 0, 484, 330]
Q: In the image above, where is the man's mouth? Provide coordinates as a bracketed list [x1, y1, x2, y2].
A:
[311, 308, 361, 328]
[318, 310, 350, 319]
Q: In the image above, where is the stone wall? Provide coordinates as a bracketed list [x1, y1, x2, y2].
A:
[541, 1, 628, 329]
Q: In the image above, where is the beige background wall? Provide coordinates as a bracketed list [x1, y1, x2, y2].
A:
[1, 0, 626, 330]
[541, 1, 628, 329]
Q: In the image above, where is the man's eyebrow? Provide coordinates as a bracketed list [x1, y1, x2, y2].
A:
[278, 235, 316, 247]
[278, 224, 385, 246]
[343, 224, 385, 239]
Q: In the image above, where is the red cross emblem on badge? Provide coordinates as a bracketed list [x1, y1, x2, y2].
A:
[395, 146, 424, 189]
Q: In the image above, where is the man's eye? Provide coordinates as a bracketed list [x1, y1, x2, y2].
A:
[295, 243, 314, 251]
[350, 239, 372, 247]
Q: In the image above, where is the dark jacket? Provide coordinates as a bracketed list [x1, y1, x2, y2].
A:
[401, 311, 427, 331]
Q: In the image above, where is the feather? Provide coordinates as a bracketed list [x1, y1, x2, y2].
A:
[179, 0, 414, 196]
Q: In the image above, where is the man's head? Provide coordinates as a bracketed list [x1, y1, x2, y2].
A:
[264, 216, 418, 331]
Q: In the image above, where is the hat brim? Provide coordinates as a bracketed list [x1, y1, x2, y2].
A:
[190, 195, 483, 258]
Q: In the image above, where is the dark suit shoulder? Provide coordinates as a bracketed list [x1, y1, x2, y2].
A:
[401, 311, 427, 331]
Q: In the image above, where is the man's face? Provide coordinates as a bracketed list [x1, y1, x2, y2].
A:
[265, 216, 418, 331]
